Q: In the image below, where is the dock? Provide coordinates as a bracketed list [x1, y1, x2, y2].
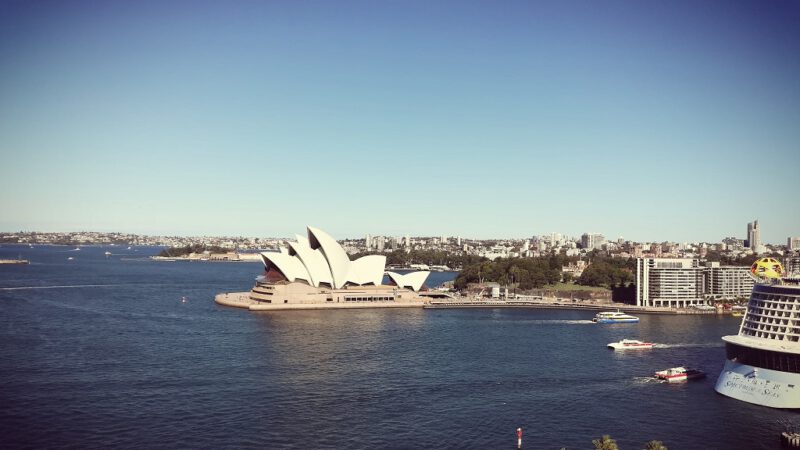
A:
[424, 298, 722, 315]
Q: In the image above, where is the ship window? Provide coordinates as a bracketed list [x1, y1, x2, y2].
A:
[727, 343, 800, 373]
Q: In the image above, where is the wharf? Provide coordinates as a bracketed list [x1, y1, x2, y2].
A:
[216, 292, 726, 315]
[424, 298, 721, 315]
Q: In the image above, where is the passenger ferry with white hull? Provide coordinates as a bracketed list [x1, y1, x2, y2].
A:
[715, 258, 800, 409]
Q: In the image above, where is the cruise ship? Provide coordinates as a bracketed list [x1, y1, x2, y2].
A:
[715, 258, 800, 408]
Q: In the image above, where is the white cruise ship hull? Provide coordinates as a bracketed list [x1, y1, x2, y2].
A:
[715, 359, 800, 409]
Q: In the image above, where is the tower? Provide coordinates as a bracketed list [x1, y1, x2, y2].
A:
[747, 220, 760, 251]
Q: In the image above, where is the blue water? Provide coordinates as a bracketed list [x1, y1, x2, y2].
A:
[0, 245, 791, 449]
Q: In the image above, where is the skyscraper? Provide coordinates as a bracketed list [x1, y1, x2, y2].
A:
[747, 220, 760, 251]
[581, 233, 605, 250]
[365, 234, 372, 250]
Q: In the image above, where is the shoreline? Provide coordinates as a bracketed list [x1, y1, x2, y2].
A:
[216, 292, 729, 315]
[215, 292, 425, 311]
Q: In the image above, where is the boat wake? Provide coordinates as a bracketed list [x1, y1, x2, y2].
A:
[0, 284, 129, 291]
[652, 343, 724, 349]
[632, 376, 664, 384]
[528, 320, 595, 325]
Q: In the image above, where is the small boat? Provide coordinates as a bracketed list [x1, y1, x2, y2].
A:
[730, 306, 746, 317]
[608, 339, 653, 350]
[67, 257, 74, 261]
[104, 251, 112, 256]
[593, 311, 640, 323]
[655, 366, 705, 383]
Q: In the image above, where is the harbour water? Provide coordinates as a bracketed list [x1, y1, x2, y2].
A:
[0, 245, 793, 449]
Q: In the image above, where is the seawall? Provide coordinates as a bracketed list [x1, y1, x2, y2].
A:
[215, 292, 425, 311]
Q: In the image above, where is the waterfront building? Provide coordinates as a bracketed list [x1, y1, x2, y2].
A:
[786, 252, 800, 276]
[635, 258, 705, 308]
[703, 262, 754, 300]
[747, 220, 761, 251]
[246, 227, 430, 308]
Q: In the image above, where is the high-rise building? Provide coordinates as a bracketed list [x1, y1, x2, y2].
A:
[788, 237, 800, 251]
[581, 233, 605, 250]
[747, 220, 761, 251]
[636, 258, 705, 308]
[703, 262, 754, 300]
[365, 234, 372, 250]
[786, 252, 800, 275]
[456, 236, 461, 246]
[405, 234, 410, 248]
[376, 236, 385, 252]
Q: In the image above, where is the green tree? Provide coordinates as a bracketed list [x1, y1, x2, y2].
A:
[592, 435, 618, 450]
[644, 440, 668, 450]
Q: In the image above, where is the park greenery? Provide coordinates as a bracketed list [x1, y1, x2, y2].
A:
[454, 255, 565, 290]
[157, 244, 232, 257]
[575, 255, 635, 287]
[453, 253, 637, 291]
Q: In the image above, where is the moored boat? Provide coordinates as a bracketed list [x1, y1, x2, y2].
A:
[593, 311, 640, 323]
[655, 366, 705, 382]
[608, 339, 653, 350]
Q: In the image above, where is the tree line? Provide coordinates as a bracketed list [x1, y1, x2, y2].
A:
[453, 253, 637, 291]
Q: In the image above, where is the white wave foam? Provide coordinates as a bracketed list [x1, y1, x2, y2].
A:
[528, 319, 595, 325]
[652, 343, 723, 349]
[0, 284, 127, 291]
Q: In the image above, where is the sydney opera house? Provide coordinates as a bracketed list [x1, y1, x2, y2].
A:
[216, 226, 431, 310]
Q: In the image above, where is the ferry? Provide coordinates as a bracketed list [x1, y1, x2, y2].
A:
[655, 366, 706, 383]
[593, 311, 640, 323]
[608, 339, 653, 350]
[715, 258, 800, 408]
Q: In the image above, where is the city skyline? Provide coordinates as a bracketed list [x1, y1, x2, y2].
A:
[1, 1, 798, 243]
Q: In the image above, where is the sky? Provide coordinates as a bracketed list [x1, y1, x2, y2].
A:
[1, 0, 798, 243]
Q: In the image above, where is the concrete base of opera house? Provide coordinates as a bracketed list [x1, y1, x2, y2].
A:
[215, 292, 426, 311]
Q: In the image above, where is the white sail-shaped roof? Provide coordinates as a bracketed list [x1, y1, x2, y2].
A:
[288, 234, 333, 287]
[307, 226, 352, 289]
[260, 252, 311, 284]
[387, 271, 430, 292]
[257, 226, 408, 290]
[347, 255, 387, 286]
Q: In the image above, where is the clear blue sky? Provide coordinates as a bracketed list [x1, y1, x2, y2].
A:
[1, 0, 798, 243]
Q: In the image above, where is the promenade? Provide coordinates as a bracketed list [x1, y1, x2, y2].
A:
[423, 298, 720, 314]
[216, 291, 724, 315]
[215, 292, 425, 311]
